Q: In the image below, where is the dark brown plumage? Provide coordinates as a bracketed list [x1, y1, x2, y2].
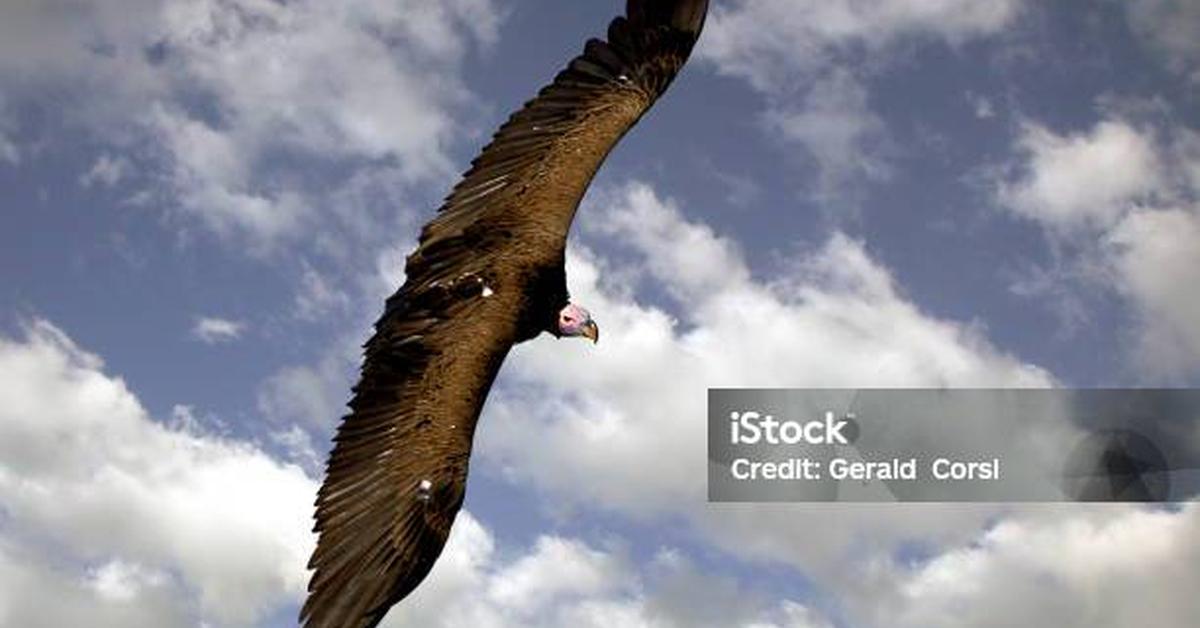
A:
[301, 2, 707, 626]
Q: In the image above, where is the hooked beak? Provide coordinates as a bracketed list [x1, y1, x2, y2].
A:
[582, 320, 599, 344]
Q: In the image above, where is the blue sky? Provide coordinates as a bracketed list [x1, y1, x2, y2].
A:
[1, 1, 1199, 627]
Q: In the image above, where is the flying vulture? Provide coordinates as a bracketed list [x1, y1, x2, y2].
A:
[301, 2, 708, 626]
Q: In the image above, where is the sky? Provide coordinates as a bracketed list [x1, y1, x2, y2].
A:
[1, 0, 1199, 626]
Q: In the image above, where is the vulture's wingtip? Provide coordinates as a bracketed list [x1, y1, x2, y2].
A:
[627, 0, 709, 38]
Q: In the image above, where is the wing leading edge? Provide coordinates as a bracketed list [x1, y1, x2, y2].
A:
[302, 2, 707, 627]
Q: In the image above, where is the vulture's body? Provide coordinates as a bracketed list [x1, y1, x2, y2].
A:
[302, 2, 708, 626]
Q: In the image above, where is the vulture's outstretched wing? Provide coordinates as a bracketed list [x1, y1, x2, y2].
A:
[302, 2, 707, 627]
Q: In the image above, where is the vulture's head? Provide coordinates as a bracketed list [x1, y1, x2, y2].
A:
[558, 303, 599, 343]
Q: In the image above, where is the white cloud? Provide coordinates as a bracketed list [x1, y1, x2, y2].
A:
[700, 0, 1025, 91]
[1125, 0, 1200, 84]
[0, 96, 18, 165]
[487, 537, 627, 617]
[857, 503, 1200, 628]
[4, 317, 837, 628]
[257, 235, 422, 432]
[0, 0, 500, 250]
[458, 181, 1196, 628]
[191, 315, 246, 344]
[1105, 207, 1200, 375]
[147, 103, 310, 245]
[0, 0, 162, 119]
[1, 316, 1192, 628]
[477, 182, 1054, 578]
[998, 120, 1163, 230]
[995, 115, 1200, 374]
[270, 423, 325, 475]
[391, 515, 834, 628]
[967, 91, 997, 119]
[587, 183, 748, 298]
[1178, 128, 1200, 193]
[0, 319, 317, 626]
[257, 358, 352, 429]
[0, 133, 17, 166]
[764, 70, 891, 200]
[0, 540, 188, 628]
[252, 181, 1075, 615]
[293, 262, 353, 322]
[86, 560, 169, 603]
[698, 0, 1023, 201]
[79, 153, 132, 188]
[255, 360, 345, 429]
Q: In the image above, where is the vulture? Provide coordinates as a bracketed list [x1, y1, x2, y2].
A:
[301, 1, 708, 626]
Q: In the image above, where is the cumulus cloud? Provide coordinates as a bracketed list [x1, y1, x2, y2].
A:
[0, 0, 500, 250]
[1124, 0, 1200, 84]
[3, 310, 1192, 628]
[967, 91, 997, 119]
[697, 0, 1024, 201]
[998, 120, 1163, 230]
[79, 153, 132, 188]
[0, 97, 18, 165]
[3, 192, 1189, 628]
[476, 182, 1053, 578]
[1105, 207, 1200, 375]
[0, 129, 16, 165]
[857, 503, 1200, 628]
[257, 233, 422, 432]
[390, 516, 833, 628]
[0, 318, 840, 627]
[257, 354, 354, 428]
[293, 262, 353, 322]
[994, 114, 1200, 375]
[261, 180, 1078, 613]
[764, 69, 891, 201]
[0, 320, 316, 626]
[462, 184, 1200, 626]
[0, 540, 188, 628]
[0, 132, 17, 166]
[191, 315, 246, 344]
[256, 231, 424, 437]
[701, 0, 1025, 90]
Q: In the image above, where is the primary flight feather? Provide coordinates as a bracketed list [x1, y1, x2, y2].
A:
[301, 2, 708, 626]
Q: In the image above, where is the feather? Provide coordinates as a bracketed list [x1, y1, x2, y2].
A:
[301, 2, 708, 627]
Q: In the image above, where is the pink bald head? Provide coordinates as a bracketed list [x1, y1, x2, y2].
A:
[557, 303, 599, 343]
